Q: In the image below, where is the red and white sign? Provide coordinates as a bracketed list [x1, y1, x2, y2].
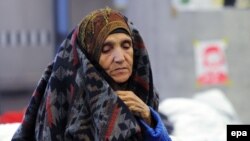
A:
[194, 40, 229, 86]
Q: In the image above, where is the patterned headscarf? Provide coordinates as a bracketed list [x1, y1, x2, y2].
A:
[12, 8, 159, 141]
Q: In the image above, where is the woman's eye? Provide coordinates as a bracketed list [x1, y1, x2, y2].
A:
[122, 42, 131, 49]
[102, 45, 112, 53]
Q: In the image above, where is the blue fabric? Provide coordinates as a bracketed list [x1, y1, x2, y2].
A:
[139, 107, 172, 141]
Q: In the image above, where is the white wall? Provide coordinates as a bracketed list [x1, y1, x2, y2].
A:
[0, 0, 54, 91]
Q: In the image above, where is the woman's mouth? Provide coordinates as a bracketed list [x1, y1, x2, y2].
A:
[112, 68, 128, 74]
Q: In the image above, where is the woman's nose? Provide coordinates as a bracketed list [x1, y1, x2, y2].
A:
[113, 47, 125, 63]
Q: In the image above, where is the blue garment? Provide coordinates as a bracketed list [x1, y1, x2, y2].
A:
[139, 107, 172, 141]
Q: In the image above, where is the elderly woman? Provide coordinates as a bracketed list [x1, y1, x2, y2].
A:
[12, 8, 171, 141]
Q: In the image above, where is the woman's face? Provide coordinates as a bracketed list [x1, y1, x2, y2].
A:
[99, 33, 133, 83]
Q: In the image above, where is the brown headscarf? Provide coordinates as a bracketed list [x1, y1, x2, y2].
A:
[78, 7, 131, 62]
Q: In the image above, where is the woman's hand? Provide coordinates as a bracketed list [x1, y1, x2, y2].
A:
[115, 91, 152, 125]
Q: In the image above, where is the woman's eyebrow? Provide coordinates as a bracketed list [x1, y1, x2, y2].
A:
[102, 41, 113, 47]
[103, 37, 132, 46]
[122, 39, 132, 44]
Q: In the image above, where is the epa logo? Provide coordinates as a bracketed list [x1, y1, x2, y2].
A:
[227, 125, 250, 141]
[231, 131, 247, 138]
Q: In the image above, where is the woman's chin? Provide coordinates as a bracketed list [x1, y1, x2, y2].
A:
[112, 75, 130, 84]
